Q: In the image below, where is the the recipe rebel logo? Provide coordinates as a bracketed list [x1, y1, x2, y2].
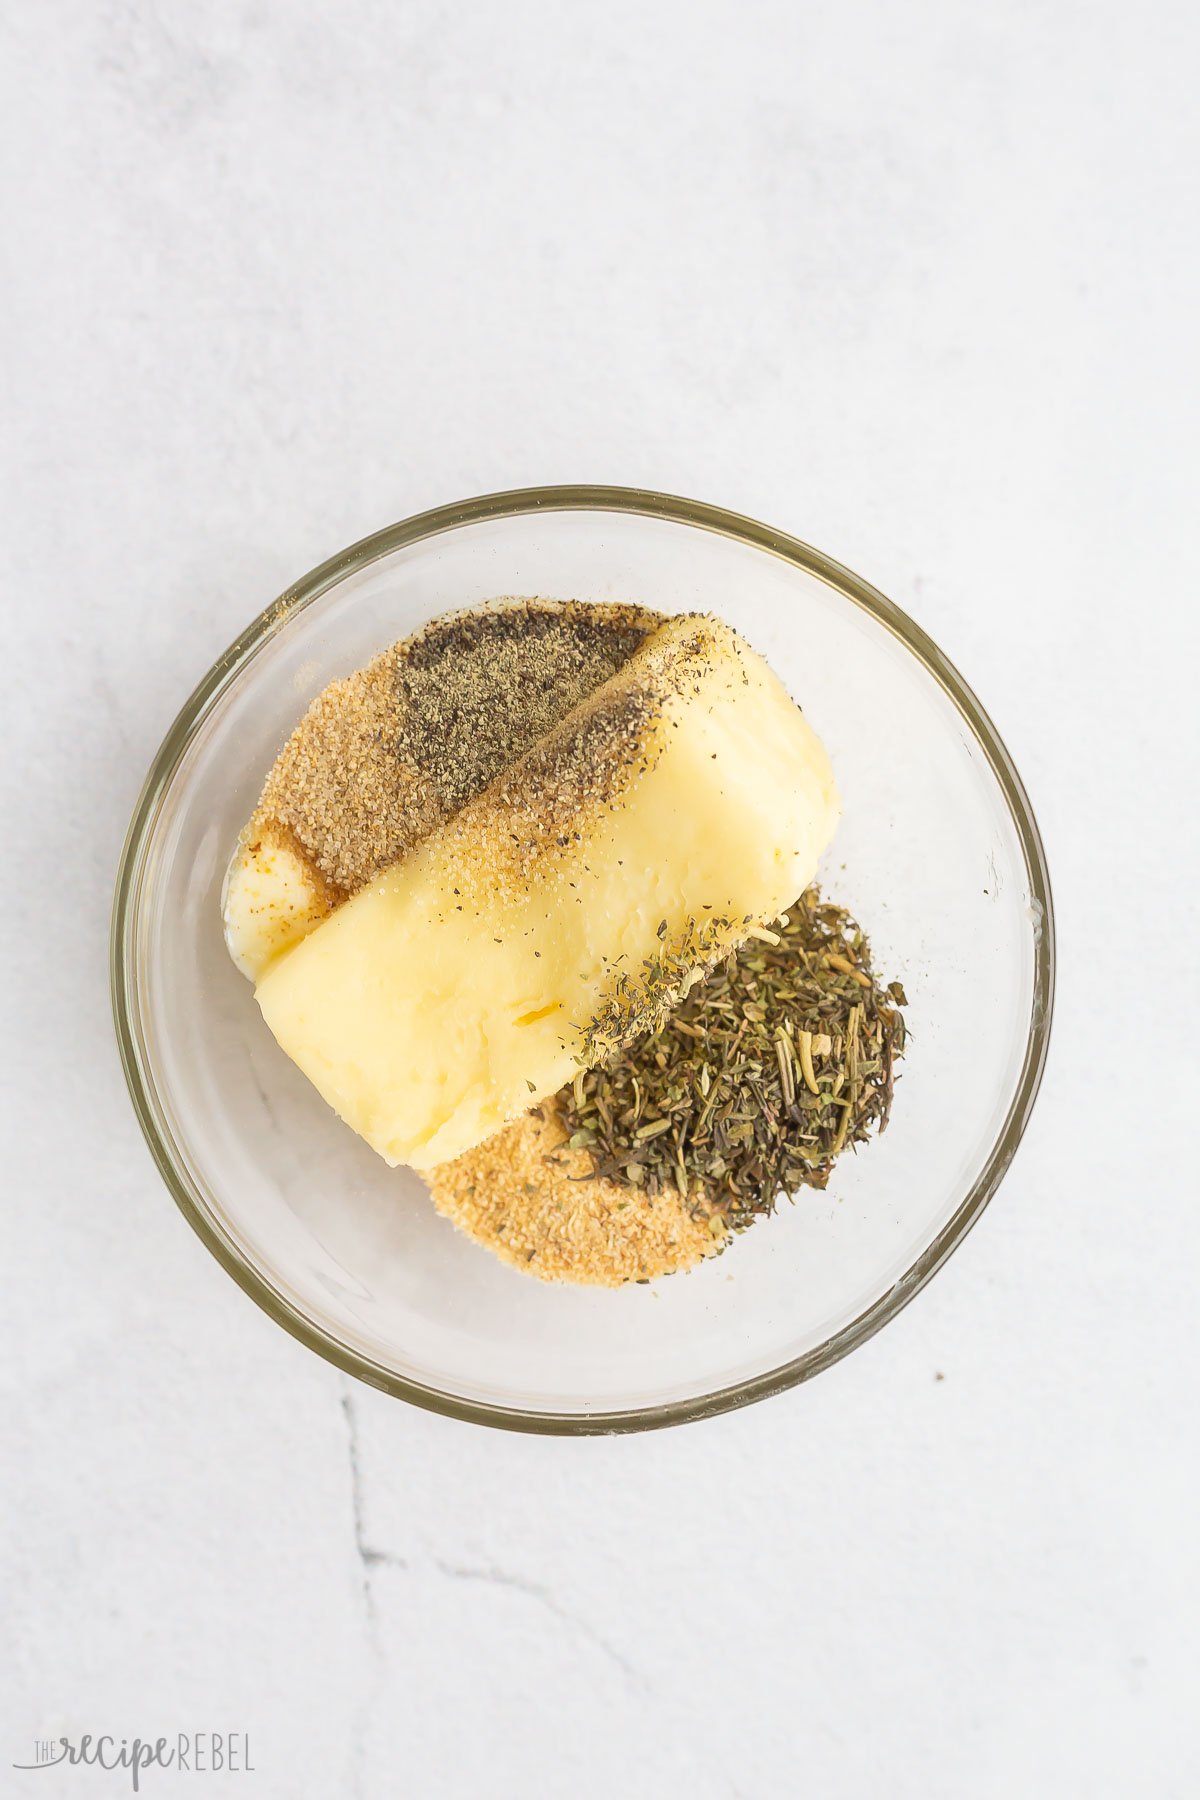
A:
[12, 1734, 254, 1789]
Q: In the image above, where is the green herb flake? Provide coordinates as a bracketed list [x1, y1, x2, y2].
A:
[558, 886, 907, 1233]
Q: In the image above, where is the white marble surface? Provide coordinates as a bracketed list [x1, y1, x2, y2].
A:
[2, 2, 1197, 1794]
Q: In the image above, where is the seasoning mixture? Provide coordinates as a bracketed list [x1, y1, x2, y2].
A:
[429, 887, 906, 1281]
[254, 598, 659, 898]
[246, 611, 838, 1169]
[427, 1105, 727, 1287]
[226, 593, 903, 1282]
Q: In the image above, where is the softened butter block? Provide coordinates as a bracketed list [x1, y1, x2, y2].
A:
[223, 834, 333, 980]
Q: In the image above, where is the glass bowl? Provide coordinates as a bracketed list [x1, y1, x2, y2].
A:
[111, 487, 1054, 1433]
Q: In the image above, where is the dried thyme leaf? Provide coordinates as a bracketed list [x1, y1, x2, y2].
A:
[558, 886, 907, 1232]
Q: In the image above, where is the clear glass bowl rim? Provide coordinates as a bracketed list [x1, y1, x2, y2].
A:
[110, 484, 1055, 1435]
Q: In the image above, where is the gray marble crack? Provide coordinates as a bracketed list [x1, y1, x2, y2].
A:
[433, 1558, 638, 1681]
[340, 1387, 407, 1627]
[340, 1386, 376, 1623]
[337, 1401, 636, 1713]
[339, 1382, 403, 1800]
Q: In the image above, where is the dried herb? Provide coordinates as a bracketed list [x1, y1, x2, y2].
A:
[558, 887, 907, 1231]
[578, 912, 736, 1064]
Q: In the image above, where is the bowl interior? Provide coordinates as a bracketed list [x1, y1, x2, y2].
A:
[117, 498, 1049, 1427]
